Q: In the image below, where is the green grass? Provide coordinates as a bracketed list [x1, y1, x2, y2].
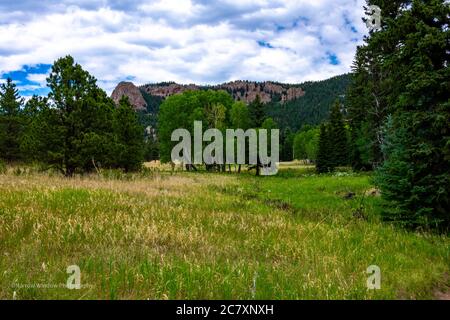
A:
[0, 166, 448, 299]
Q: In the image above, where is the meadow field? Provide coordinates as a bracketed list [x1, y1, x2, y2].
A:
[0, 164, 448, 300]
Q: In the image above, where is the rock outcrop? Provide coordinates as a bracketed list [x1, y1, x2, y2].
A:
[111, 81, 147, 111]
[111, 80, 305, 110]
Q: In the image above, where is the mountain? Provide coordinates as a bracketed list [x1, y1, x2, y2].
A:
[110, 74, 351, 132]
[138, 81, 305, 104]
[112, 80, 306, 108]
[265, 74, 351, 131]
[111, 82, 147, 111]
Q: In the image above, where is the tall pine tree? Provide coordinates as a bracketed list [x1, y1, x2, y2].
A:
[113, 96, 144, 172]
[316, 124, 332, 173]
[0, 78, 24, 161]
[42, 55, 117, 176]
[249, 95, 265, 128]
[349, 0, 449, 230]
[374, 0, 449, 230]
[328, 101, 349, 167]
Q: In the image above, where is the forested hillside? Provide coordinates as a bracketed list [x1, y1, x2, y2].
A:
[265, 74, 351, 132]
[111, 74, 351, 133]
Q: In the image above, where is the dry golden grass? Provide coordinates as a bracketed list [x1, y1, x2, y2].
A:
[0, 169, 448, 300]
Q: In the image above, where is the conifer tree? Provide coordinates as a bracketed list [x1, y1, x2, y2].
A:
[0, 78, 24, 161]
[42, 55, 116, 175]
[373, 0, 449, 230]
[112, 96, 144, 172]
[20, 95, 48, 160]
[348, 0, 450, 230]
[328, 101, 349, 167]
[316, 124, 332, 173]
[281, 127, 295, 161]
[249, 95, 265, 128]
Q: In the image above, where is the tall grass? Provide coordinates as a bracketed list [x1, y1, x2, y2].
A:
[0, 167, 448, 299]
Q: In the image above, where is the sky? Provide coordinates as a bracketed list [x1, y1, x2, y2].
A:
[0, 0, 369, 98]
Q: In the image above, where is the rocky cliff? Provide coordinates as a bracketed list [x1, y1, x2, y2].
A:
[111, 81, 147, 111]
[111, 80, 305, 110]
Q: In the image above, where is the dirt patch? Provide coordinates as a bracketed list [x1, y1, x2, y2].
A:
[433, 273, 450, 300]
[434, 290, 450, 300]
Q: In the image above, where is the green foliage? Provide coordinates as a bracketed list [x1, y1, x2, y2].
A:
[315, 101, 349, 173]
[230, 101, 251, 130]
[316, 124, 333, 173]
[38, 56, 120, 175]
[328, 101, 349, 166]
[293, 126, 319, 161]
[281, 127, 295, 161]
[158, 90, 234, 163]
[112, 96, 145, 172]
[18, 56, 145, 175]
[261, 117, 277, 130]
[248, 95, 265, 128]
[266, 74, 351, 132]
[144, 138, 159, 162]
[0, 78, 24, 161]
[355, 0, 450, 231]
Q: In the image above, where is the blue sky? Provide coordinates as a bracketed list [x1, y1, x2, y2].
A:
[0, 0, 368, 97]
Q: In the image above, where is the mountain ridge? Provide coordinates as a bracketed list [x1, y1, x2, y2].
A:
[111, 79, 309, 110]
[111, 74, 351, 132]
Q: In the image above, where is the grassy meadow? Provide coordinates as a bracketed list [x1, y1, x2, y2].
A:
[0, 163, 449, 300]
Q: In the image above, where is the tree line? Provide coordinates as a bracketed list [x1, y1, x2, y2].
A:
[0, 56, 145, 176]
[347, 0, 449, 231]
[158, 91, 281, 175]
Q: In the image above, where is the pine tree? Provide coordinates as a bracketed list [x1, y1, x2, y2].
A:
[376, 0, 449, 231]
[0, 78, 24, 161]
[20, 95, 48, 160]
[347, 2, 397, 170]
[42, 55, 116, 176]
[249, 95, 265, 127]
[113, 96, 144, 172]
[356, 0, 450, 230]
[21, 101, 64, 168]
[281, 127, 295, 161]
[316, 124, 332, 173]
[328, 101, 349, 166]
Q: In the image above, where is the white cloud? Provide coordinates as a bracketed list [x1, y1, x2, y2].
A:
[0, 0, 368, 95]
[26, 73, 48, 86]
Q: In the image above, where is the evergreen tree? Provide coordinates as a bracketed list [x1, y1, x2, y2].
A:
[20, 95, 48, 160]
[347, 0, 450, 230]
[328, 101, 349, 166]
[0, 78, 24, 161]
[112, 96, 145, 172]
[144, 136, 159, 162]
[281, 127, 295, 161]
[316, 124, 333, 173]
[373, 0, 450, 231]
[249, 95, 265, 127]
[21, 101, 63, 168]
[43, 55, 116, 176]
[347, 1, 401, 170]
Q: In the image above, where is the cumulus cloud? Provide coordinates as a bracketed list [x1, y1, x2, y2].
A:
[0, 0, 368, 95]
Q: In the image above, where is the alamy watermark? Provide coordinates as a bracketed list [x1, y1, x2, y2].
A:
[66, 264, 81, 290]
[171, 121, 280, 176]
[11, 264, 88, 298]
[365, 5, 382, 32]
[366, 265, 381, 290]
